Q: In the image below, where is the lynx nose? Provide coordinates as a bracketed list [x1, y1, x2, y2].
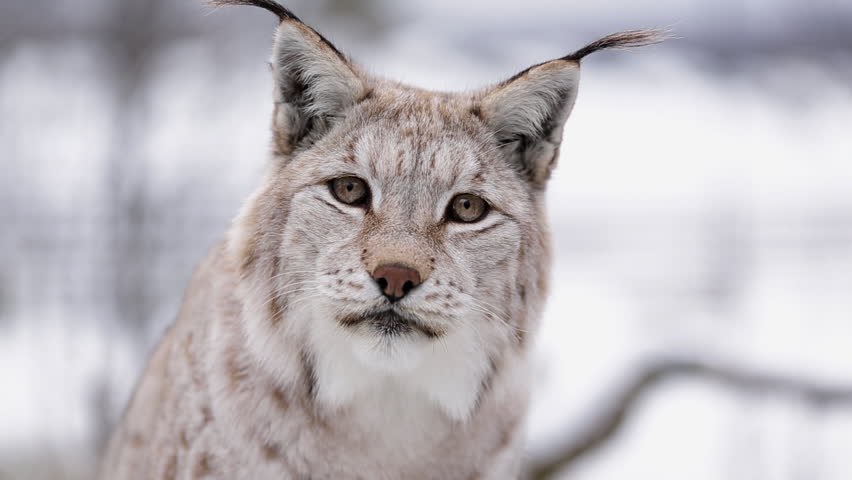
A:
[372, 264, 422, 302]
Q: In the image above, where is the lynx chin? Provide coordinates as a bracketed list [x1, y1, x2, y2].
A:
[99, 1, 664, 478]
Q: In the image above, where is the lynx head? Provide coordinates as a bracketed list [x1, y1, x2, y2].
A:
[218, 0, 663, 419]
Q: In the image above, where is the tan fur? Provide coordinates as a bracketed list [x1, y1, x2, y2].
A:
[100, 3, 663, 479]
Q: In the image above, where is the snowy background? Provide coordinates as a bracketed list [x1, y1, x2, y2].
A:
[1, 0, 851, 478]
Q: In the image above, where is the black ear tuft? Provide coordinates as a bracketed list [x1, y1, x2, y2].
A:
[208, 0, 300, 22]
[563, 29, 669, 62]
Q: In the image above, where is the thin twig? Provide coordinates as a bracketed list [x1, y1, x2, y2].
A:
[526, 358, 852, 480]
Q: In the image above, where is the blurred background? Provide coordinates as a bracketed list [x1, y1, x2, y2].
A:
[2, 0, 852, 478]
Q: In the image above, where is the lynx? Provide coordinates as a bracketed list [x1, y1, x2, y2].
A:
[99, 1, 663, 478]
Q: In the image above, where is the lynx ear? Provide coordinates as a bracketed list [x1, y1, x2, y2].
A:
[270, 20, 369, 152]
[480, 61, 580, 188]
[480, 29, 666, 187]
[212, 1, 368, 153]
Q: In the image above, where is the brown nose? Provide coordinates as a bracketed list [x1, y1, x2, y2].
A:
[372, 264, 422, 302]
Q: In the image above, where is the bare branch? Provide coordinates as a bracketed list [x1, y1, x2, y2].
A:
[526, 358, 852, 480]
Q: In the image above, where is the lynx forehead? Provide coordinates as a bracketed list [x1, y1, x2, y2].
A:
[100, 1, 664, 478]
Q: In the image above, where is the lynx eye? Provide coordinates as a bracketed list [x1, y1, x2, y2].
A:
[330, 176, 369, 206]
[448, 194, 488, 223]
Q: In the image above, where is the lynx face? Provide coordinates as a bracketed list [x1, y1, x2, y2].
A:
[220, 0, 663, 419]
[274, 89, 539, 375]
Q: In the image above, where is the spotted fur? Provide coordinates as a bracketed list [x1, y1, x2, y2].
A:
[100, 2, 663, 479]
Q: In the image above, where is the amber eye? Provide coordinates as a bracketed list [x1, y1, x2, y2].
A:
[448, 194, 488, 223]
[330, 176, 369, 206]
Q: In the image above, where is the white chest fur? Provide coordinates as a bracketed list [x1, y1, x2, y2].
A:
[306, 304, 497, 423]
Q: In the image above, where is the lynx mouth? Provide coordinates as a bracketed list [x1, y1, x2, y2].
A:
[338, 309, 445, 339]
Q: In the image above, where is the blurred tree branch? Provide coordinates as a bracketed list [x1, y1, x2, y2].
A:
[525, 358, 852, 480]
